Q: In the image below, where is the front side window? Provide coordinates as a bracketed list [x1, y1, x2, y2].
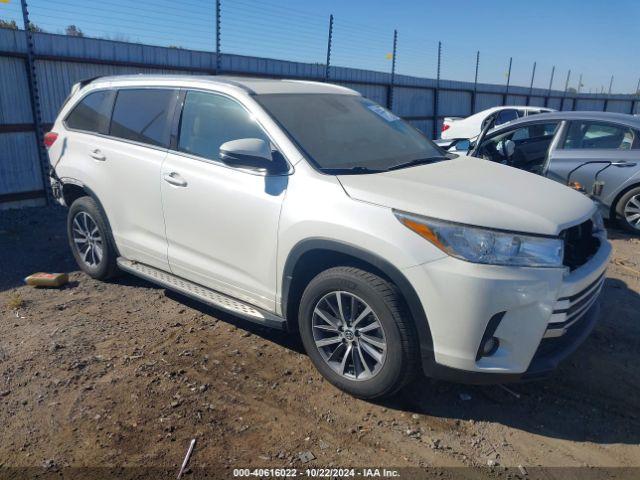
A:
[109, 89, 176, 147]
[254, 93, 444, 172]
[563, 121, 638, 150]
[65, 90, 115, 134]
[478, 122, 559, 173]
[178, 91, 270, 161]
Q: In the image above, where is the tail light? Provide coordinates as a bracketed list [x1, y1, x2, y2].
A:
[441, 124, 450, 132]
[44, 132, 58, 149]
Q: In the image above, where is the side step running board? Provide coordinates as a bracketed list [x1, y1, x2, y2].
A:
[117, 258, 286, 330]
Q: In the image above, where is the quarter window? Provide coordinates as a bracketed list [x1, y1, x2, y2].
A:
[65, 90, 115, 134]
[563, 121, 638, 150]
[177, 91, 270, 161]
[110, 89, 176, 147]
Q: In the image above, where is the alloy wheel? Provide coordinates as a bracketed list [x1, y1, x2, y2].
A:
[311, 291, 387, 381]
[71, 211, 104, 268]
[624, 194, 640, 230]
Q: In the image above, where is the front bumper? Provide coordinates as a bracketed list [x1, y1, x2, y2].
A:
[403, 237, 611, 383]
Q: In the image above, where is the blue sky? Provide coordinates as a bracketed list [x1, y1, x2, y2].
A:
[1, 0, 638, 93]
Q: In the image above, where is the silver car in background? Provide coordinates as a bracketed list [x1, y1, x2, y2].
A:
[468, 112, 640, 233]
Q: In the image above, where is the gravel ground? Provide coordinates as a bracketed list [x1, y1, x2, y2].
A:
[0, 206, 639, 479]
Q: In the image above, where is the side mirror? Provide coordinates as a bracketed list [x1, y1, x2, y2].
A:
[496, 139, 515, 158]
[453, 139, 471, 152]
[220, 138, 282, 173]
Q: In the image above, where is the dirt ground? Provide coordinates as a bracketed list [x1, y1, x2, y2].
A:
[0, 206, 639, 479]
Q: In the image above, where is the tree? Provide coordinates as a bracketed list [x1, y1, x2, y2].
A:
[65, 24, 84, 37]
[0, 19, 18, 30]
[27, 22, 45, 33]
[566, 87, 577, 94]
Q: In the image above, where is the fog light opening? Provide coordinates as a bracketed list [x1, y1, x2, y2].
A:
[480, 337, 500, 358]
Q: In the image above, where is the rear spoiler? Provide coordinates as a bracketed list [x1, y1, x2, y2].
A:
[60, 76, 104, 110]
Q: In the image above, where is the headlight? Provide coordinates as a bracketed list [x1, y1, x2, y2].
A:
[394, 210, 564, 268]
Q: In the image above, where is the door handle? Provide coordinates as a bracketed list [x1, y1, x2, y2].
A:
[612, 161, 637, 167]
[89, 149, 106, 161]
[163, 172, 188, 187]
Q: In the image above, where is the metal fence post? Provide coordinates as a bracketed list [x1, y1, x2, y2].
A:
[526, 61, 536, 106]
[433, 41, 441, 139]
[608, 75, 614, 94]
[324, 14, 333, 81]
[215, 0, 221, 73]
[20, 0, 51, 205]
[561, 69, 570, 110]
[577, 73, 583, 93]
[631, 77, 640, 114]
[387, 29, 397, 110]
[544, 65, 555, 108]
[471, 50, 479, 114]
[503, 57, 512, 105]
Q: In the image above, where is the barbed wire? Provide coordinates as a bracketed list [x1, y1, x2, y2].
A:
[0, 0, 636, 94]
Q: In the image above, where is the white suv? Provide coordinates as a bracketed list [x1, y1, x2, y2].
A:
[46, 75, 611, 399]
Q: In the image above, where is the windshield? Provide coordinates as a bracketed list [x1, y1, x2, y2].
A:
[254, 93, 445, 173]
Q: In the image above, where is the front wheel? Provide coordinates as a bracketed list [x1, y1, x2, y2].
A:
[298, 267, 418, 399]
[616, 186, 640, 234]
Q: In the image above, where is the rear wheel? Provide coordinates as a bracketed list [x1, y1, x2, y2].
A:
[616, 186, 640, 234]
[298, 266, 418, 399]
[67, 196, 119, 280]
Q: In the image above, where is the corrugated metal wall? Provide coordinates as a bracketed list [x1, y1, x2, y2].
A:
[1, 29, 638, 206]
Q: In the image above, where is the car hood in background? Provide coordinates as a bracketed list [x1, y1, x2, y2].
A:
[337, 157, 595, 236]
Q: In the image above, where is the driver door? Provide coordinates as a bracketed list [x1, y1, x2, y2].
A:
[476, 121, 560, 174]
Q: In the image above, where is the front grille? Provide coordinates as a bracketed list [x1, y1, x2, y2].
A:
[561, 220, 600, 271]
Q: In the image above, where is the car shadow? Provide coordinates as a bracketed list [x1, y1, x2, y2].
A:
[156, 273, 640, 445]
[376, 276, 640, 445]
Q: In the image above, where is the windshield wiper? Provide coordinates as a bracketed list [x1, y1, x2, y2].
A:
[324, 166, 385, 174]
[386, 156, 447, 171]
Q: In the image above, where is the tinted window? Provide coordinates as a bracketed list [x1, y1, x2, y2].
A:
[255, 93, 444, 172]
[563, 121, 638, 150]
[178, 91, 270, 161]
[66, 90, 114, 134]
[110, 89, 176, 147]
[494, 109, 519, 126]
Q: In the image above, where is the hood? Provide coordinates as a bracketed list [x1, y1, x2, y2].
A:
[337, 157, 596, 236]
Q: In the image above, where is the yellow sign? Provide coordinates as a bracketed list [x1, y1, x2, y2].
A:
[0, 1, 10, 4]
[385, 53, 393, 60]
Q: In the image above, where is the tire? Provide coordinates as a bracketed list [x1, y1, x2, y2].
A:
[67, 196, 119, 280]
[298, 266, 418, 399]
[615, 186, 640, 234]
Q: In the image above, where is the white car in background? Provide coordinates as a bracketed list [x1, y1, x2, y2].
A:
[439, 106, 555, 143]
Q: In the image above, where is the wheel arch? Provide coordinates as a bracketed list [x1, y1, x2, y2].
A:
[281, 238, 434, 365]
[61, 180, 120, 256]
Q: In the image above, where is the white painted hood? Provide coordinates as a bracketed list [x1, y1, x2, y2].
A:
[337, 157, 596, 236]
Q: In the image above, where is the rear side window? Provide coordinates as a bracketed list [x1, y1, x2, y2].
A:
[177, 90, 270, 161]
[563, 121, 638, 150]
[110, 89, 176, 147]
[65, 90, 115, 134]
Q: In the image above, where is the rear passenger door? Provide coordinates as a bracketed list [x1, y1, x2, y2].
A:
[88, 88, 177, 271]
[160, 90, 287, 312]
[545, 120, 640, 196]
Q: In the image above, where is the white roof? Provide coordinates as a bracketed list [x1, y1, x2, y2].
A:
[90, 74, 359, 95]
